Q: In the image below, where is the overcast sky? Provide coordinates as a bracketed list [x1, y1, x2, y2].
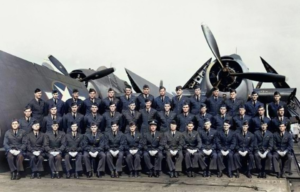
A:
[0, 0, 300, 95]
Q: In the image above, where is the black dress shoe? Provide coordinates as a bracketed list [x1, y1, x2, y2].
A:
[66, 172, 71, 179]
[87, 171, 92, 178]
[174, 171, 178, 178]
[206, 171, 211, 177]
[30, 173, 35, 179]
[36, 172, 41, 179]
[217, 171, 223, 178]
[202, 171, 207, 177]
[236, 170, 239, 178]
[262, 172, 266, 178]
[228, 172, 233, 178]
[187, 171, 192, 177]
[155, 171, 160, 178]
[115, 171, 119, 178]
[51, 172, 55, 179]
[134, 171, 140, 177]
[148, 170, 153, 177]
[15, 172, 20, 180]
[257, 172, 262, 178]
[246, 172, 252, 178]
[111, 171, 115, 178]
[74, 172, 79, 179]
[129, 171, 134, 177]
[169, 171, 174, 178]
[56, 172, 60, 179]
[97, 171, 102, 178]
[11, 172, 15, 180]
[191, 171, 195, 177]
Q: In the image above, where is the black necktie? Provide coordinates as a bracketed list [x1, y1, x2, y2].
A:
[113, 132, 116, 137]
[73, 113, 76, 119]
[93, 115, 96, 120]
[189, 133, 192, 137]
[260, 116, 263, 122]
[172, 132, 175, 137]
[73, 133, 76, 138]
[165, 112, 169, 117]
[38, 99, 41, 105]
[196, 96, 199, 102]
[206, 131, 209, 136]
[241, 116, 243, 120]
[262, 131, 265, 137]
[54, 99, 57, 105]
[35, 133, 38, 138]
[27, 118, 29, 123]
[152, 133, 155, 138]
[221, 115, 224, 120]
[54, 132, 57, 137]
[161, 97, 164, 102]
[243, 132, 246, 137]
[14, 131, 17, 136]
[132, 133, 134, 138]
[177, 96, 180, 101]
[52, 116, 55, 120]
[111, 113, 114, 118]
[93, 134, 96, 139]
[131, 111, 134, 117]
[281, 133, 283, 138]
[127, 96, 129, 101]
[225, 131, 228, 137]
[147, 109, 149, 114]
[232, 99, 234, 103]
[253, 101, 256, 107]
[214, 97, 217, 101]
[184, 113, 187, 117]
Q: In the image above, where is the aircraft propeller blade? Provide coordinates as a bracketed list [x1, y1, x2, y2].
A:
[229, 72, 286, 82]
[48, 55, 69, 76]
[80, 68, 115, 82]
[201, 24, 224, 68]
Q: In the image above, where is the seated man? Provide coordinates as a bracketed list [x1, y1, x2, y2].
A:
[199, 118, 219, 177]
[83, 123, 106, 178]
[124, 122, 143, 177]
[273, 122, 293, 178]
[3, 119, 27, 180]
[64, 122, 84, 179]
[254, 120, 273, 178]
[163, 120, 184, 178]
[234, 120, 255, 178]
[216, 120, 236, 178]
[26, 120, 46, 179]
[142, 120, 164, 177]
[249, 105, 270, 133]
[182, 121, 206, 177]
[44, 121, 66, 179]
[105, 121, 126, 178]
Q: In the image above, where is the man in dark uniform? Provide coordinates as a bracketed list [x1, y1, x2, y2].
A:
[234, 120, 255, 178]
[83, 103, 103, 133]
[27, 88, 47, 124]
[142, 120, 164, 177]
[46, 90, 65, 116]
[124, 122, 143, 177]
[182, 121, 206, 177]
[163, 120, 184, 178]
[189, 85, 206, 115]
[195, 103, 213, 131]
[254, 120, 273, 178]
[270, 106, 290, 133]
[216, 120, 236, 178]
[268, 91, 288, 119]
[153, 86, 171, 112]
[250, 105, 271, 133]
[82, 123, 106, 178]
[26, 121, 46, 179]
[205, 87, 223, 116]
[156, 102, 177, 133]
[119, 85, 137, 112]
[139, 99, 157, 134]
[19, 106, 36, 135]
[42, 104, 63, 133]
[232, 105, 251, 133]
[224, 89, 244, 117]
[63, 102, 84, 133]
[212, 105, 232, 131]
[273, 122, 293, 178]
[105, 122, 126, 178]
[176, 103, 195, 132]
[102, 101, 123, 133]
[64, 122, 84, 179]
[244, 91, 263, 117]
[64, 89, 83, 114]
[136, 84, 155, 111]
[171, 86, 190, 115]
[82, 88, 101, 115]
[3, 119, 27, 180]
[44, 121, 66, 179]
[100, 88, 121, 113]
[122, 101, 141, 133]
[199, 119, 219, 177]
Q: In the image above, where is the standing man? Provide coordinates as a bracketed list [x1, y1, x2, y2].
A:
[156, 102, 177, 133]
[63, 102, 84, 133]
[216, 120, 236, 178]
[26, 121, 46, 179]
[122, 101, 142, 133]
[64, 122, 84, 179]
[82, 88, 101, 115]
[153, 86, 171, 112]
[139, 99, 157, 134]
[163, 121, 184, 178]
[232, 105, 251, 133]
[212, 105, 232, 131]
[234, 121, 255, 178]
[119, 85, 136, 112]
[176, 103, 195, 132]
[195, 103, 213, 131]
[42, 104, 63, 133]
[189, 85, 206, 115]
[3, 119, 27, 180]
[65, 89, 83, 114]
[83, 103, 103, 133]
[182, 121, 206, 177]
[273, 122, 293, 178]
[205, 87, 223, 116]
[102, 102, 123, 133]
[224, 89, 244, 117]
[254, 120, 273, 178]
[142, 120, 164, 177]
[83, 123, 106, 178]
[19, 106, 36, 135]
[46, 90, 65, 116]
[27, 88, 47, 124]
[249, 105, 271, 133]
[105, 122, 126, 178]
[101, 88, 121, 113]
[136, 84, 155, 111]
[124, 122, 143, 177]
[44, 121, 66, 179]
[244, 91, 263, 117]
[270, 106, 290, 133]
[268, 91, 287, 119]
[171, 86, 190, 115]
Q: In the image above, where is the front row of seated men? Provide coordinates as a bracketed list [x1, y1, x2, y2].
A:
[4, 116, 293, 180]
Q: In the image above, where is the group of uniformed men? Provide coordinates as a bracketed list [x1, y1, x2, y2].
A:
[4, 85, 293, 180]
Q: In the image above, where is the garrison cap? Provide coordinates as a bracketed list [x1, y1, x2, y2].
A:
[148, 120, 157, 126]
